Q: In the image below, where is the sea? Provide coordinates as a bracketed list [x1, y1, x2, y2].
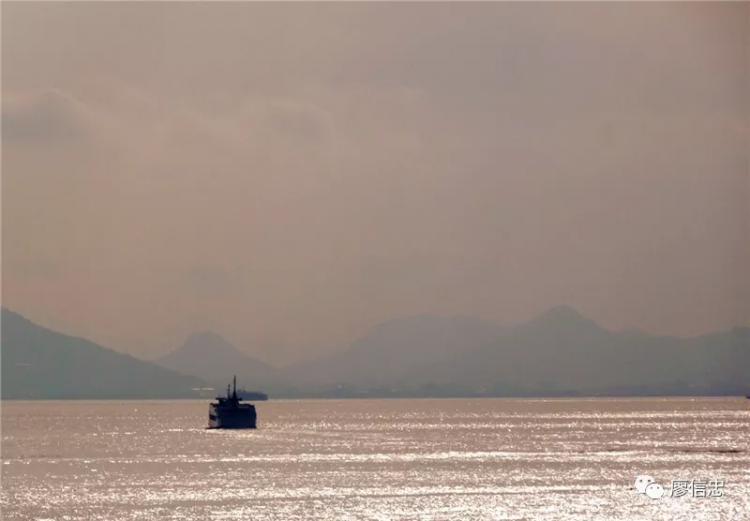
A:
[2, 398, 748, 521]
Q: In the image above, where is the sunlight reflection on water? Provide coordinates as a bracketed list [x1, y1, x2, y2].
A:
[2, 398, 748, 520]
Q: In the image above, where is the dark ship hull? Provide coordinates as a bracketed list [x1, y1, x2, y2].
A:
[208, 403, 256, 428]
[208, 376, 258, 429]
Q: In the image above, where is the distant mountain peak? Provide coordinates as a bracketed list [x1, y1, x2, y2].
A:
[185, 330, 228, 343]
[543, 305, 585, 318]
[156, 327, 283, 389]
[176, 330, 239, 354]
[531, 305, 597, 329]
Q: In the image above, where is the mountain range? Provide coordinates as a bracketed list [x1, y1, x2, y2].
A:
[2, 305, 748, 399]
[402, 306, 750, 396]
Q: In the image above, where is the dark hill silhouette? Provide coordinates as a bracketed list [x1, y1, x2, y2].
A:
[404, 306, 750, 396]
[1, 308, 205, 399]
[526, 305, 601, 331]
[156, 331, 285, 392]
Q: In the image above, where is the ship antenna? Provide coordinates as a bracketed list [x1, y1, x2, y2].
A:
[233, 375, 237, 400]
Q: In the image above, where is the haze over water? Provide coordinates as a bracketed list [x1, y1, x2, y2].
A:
[3, 2, 748, 363]
[2, 398, 748, 520]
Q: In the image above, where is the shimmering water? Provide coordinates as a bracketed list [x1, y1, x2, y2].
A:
[2, 398, 749, 520]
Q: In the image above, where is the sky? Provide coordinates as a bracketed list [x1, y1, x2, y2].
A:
[2, 2, 748, 365]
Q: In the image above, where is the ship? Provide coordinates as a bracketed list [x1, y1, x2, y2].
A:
[208, 376, 257, 429]
[237, 389, 269, 401]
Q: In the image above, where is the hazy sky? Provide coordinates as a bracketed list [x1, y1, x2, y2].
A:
[2, 2, 748, 365]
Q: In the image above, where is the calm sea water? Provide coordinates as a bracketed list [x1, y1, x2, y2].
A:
[2, 398, 749, 520]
